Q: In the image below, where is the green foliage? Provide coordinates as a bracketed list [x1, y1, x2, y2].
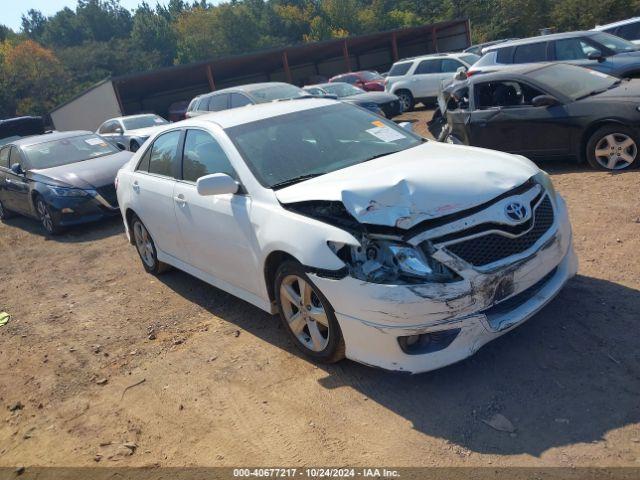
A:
[4, 0, 640, 119]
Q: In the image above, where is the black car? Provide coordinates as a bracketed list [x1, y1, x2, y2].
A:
[303, 82, 403, 118]
[0, 131, 132, 234]
[0, 116, 45, 146]
[428, 62, 640, 170]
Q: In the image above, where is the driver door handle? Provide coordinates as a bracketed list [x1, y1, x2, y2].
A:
[174, 194, 186, 205]
[132, 181, 140, 193]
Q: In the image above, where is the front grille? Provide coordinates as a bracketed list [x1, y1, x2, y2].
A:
[445, 196, 554, 267]
[96, 184, 118, 207]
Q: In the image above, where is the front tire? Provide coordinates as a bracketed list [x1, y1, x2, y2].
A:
[35, 196, 62, 235]
[586, 125, 640, 171]
[131, 214, 169, 274]
[275, 260, 345, 364]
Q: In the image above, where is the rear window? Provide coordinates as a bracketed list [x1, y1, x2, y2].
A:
[388, 62, 412, 76]
[513, 42, 548, 63]
[616, 22, 640, 41]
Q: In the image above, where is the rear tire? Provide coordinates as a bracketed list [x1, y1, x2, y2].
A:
[586, 125, 640, 171]
[396, 90, 415, 112]
[274, 260, 345, 364]
[130, 214, 169, 274]
[0, 199, 15, 221]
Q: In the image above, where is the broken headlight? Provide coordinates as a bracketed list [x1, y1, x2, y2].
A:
[330, 237, 460, 284]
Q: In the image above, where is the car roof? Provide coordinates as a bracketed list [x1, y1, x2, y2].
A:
[11, 130, 94, 148]
[199, 82, 296, 97]
[174, 98, 338, 129]
[484, 31, 597, 52]
[104, 113, 159, 123]
[464, 62, 587, 84]
[593, 17, 640, 30]
[393, 52, 470, 64]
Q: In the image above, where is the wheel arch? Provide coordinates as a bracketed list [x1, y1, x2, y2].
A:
[124, 207, 138, 244]
[263, 250, 299, 306]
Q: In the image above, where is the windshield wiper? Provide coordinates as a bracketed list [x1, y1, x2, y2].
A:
[270, 173, 326, 189]
[361, 151, 399, 163]
[575, 88, 608, 100]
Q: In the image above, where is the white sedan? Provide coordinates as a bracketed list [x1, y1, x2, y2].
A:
[115, 99, 577, 373]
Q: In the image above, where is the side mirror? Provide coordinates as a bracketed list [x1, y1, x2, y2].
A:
[197, 173, 239, 196]
[10, 163, 23, 175]
[115, 142, 126, 151]
[114, 127, 123, 134]
[588, 50, 605, 62]
[454, 66, 468, 81]
[532, 94, 560, 107]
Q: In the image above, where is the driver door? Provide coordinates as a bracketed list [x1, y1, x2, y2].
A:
[1, 147, 31, 215]
[173, 128, 261, 296]
[468, 80, 572, 157]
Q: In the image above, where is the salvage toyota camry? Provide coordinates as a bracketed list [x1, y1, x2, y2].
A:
[116, 99, 577, 373]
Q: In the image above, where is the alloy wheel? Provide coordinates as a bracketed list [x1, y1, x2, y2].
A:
[36, 199, 54, 233]
[397, 92, 412, 112]
[279, 274, 330, 352]
[133, 220, 156, 269]
[594, 133, 637, 170]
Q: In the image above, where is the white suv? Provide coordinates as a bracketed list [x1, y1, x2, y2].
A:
[385, 53, 480, 111]
[116, 98, 576, 374]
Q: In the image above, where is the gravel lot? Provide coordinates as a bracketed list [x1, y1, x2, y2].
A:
[1, 108, 639, 468]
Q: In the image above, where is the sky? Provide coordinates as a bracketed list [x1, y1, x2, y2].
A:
[1, 0, 171, 31]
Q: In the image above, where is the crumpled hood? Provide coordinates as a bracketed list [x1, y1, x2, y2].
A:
[127, 125, 164, 138]
[30, 150, 133, 189]
[275, 142, 539, 229]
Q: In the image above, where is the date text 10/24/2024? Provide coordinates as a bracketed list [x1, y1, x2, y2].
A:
[233, 468, 400, 478]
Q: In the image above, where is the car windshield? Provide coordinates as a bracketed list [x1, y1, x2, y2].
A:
[249, 84, 308, 103]
[22, 134, 119, 169]
[591, 32, 638, 53]
[360, 71, 382, 81]
[226, 103, 423, 189]
[529, 63, 619, 100]
[321, 83, 364, 98]
[123, 115, 167, 130]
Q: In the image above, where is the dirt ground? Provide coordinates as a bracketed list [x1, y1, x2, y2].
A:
[1, 108, 639, 469]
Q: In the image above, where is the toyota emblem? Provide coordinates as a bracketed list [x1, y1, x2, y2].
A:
[504, 202, 528, 222]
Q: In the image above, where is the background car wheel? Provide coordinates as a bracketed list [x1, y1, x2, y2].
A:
[130, 140, 140, 152]
[586, 125, 640, 171]
[130, 214, 169, 274]
[396, 90, 414, 112]
[0, 199, 15, 221]
[275, 260, 345, 364]
[35, 196, 62, 235]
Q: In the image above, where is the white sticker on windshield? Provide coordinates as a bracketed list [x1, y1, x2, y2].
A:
[85, 138, 106, 146]
[366, 126, 406, 142]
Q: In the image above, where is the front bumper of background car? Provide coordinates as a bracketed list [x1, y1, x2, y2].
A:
[42, 188, 120, 227]
[309, 193, 577, 374]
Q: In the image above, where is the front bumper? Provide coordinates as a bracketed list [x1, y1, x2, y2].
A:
[309, 194, 577, 374]
[44, 192, 120, 227]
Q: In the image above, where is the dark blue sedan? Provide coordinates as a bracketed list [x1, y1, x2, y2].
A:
[0, 131, 132, 234]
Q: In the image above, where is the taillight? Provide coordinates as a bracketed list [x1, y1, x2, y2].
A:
[466, 70, 475, 77]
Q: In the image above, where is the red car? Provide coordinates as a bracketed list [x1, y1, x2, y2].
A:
[328, 71, 385, 91]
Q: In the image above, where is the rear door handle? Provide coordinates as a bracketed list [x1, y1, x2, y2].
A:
[174, 194, 186, 205]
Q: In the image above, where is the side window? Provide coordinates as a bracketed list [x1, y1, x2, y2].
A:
[230, 93, 253, 109]
[136, 147, 152, 172]
[0, 147, 10, 168]
[182, 130, 237, 183]
[554, 38, 598, 60]
[447, 86, 470, 111]
[8, 148, 21, 167]
[414, 59, 440, 74]
[475, 81, 544, 109]
[513, 42, 548, 63]
[208, 94, 229, 112]
[615, 22, 640, 41]
[148, 130, 181, 177]
[99, 121, 116, 134]
[441, 59, 463, 73]
[342, 75, 357, 84]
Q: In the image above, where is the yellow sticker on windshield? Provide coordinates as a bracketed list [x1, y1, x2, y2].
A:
[372, 120, 385, 127]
